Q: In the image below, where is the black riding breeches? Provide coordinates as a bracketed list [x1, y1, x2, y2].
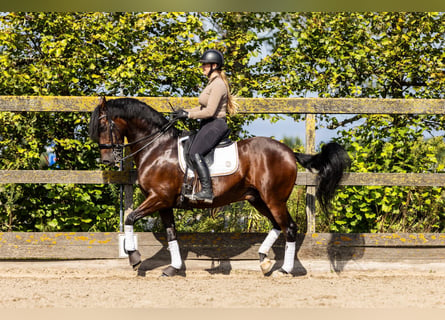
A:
[188, 118, 229, 157]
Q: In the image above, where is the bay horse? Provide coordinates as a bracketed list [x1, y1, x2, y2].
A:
[89, 97, 350, 276]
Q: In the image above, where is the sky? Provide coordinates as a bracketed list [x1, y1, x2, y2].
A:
[244, 114, 445, 150]
[243, 115, 340, 147]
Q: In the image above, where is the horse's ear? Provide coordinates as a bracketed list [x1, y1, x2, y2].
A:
[98, 96, 107, 111]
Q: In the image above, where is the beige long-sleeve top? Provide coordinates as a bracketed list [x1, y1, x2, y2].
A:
[186, 73, 228, 120]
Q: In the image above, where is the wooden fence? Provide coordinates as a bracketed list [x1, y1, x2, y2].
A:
[1, 96, 445, 262]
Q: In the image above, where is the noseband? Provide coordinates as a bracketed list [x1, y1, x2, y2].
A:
[98, 113, 176, 163]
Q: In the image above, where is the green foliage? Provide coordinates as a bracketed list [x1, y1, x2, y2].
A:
[256, 12, 444, 99]
[1, 12, 444, 233]
[0, 183, 119, 232]
[320, 122, 445, 233]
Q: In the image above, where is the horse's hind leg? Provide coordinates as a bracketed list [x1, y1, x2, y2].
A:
[251, 196, 298, 275]
[273, 208, 298, 275]
[248, 197, 281, 274]
[280, 214, 297, 274]
[258, 229, 281, 274]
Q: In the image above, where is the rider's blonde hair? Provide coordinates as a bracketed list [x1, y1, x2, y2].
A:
[219, 70, 238, 116]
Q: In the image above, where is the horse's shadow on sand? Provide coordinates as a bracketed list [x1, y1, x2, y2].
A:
[136, 234, 307, 277]
[326, 233, 365, 274]
[138, 233, 364, 277]
[136, 234, 306, 277]
[135, 232, 365, 277]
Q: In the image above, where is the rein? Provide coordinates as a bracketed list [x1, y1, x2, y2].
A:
[98, 114, 177, 163]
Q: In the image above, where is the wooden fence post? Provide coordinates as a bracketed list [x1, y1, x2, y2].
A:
[123, 145, 134, 231]
[305, 114, 316, 233]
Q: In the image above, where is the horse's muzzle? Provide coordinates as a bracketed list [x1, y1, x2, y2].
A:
[99, 150, 118, 166]
[101, 159, 114, 166]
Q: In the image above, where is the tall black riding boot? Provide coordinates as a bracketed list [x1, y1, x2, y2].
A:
[189, 153, 214, 203]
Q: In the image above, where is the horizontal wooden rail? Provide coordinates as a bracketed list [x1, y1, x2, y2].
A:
[0, 170, 137, 184]
[297, 172, 445, 187]
[339, 172, 445, 187]
[1, 232, 444, 261]
[1, 95, 444, 114]
[1, 170, 445, 187]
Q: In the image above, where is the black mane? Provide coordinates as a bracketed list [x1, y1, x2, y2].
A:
[89, 98, 172, 142]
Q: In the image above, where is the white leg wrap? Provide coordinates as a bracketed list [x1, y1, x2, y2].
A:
[258, 228, 281, 255]
[168, 240, 182, 269]
[281, 241, 296, 273]
[124, 225, 136, 251]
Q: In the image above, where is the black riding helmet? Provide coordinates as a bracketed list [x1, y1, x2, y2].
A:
[199, 49, 224, 70]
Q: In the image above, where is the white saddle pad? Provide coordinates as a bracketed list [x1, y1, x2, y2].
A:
[178, 136, 239, 178]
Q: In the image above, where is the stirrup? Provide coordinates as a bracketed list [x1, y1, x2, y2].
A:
[194, 187, 214, 202]
[194, 194, 214, 204]
[184, 192, 214, 204]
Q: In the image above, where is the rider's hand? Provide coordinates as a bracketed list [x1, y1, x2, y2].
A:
[171, 109, 189, 120]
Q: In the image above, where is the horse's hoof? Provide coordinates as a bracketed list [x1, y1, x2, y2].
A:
[128, 250, 142, 269]
[272, 268, 291, 277]
[260, 258, 274, 275]
[132, 261, 142, 271]
[161, 265, 180, 277]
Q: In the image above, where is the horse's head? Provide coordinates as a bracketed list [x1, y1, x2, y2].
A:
[89, 97, 125, 166]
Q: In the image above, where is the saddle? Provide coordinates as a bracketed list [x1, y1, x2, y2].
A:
[177, 133, 239, 204]
[178, 133, 238, 178]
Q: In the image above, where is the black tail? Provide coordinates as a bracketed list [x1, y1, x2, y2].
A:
[295, 142, 351, 213]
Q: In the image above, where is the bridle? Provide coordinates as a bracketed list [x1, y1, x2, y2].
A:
[98, 112, 177, 163]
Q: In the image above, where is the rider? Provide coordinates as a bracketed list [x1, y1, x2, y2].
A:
[172, 49, 237, 203]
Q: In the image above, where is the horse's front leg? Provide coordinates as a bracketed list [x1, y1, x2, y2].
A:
[124, 209, 144, 270]
[159, 208, 183, 277]
[124, 190, 178, 272]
